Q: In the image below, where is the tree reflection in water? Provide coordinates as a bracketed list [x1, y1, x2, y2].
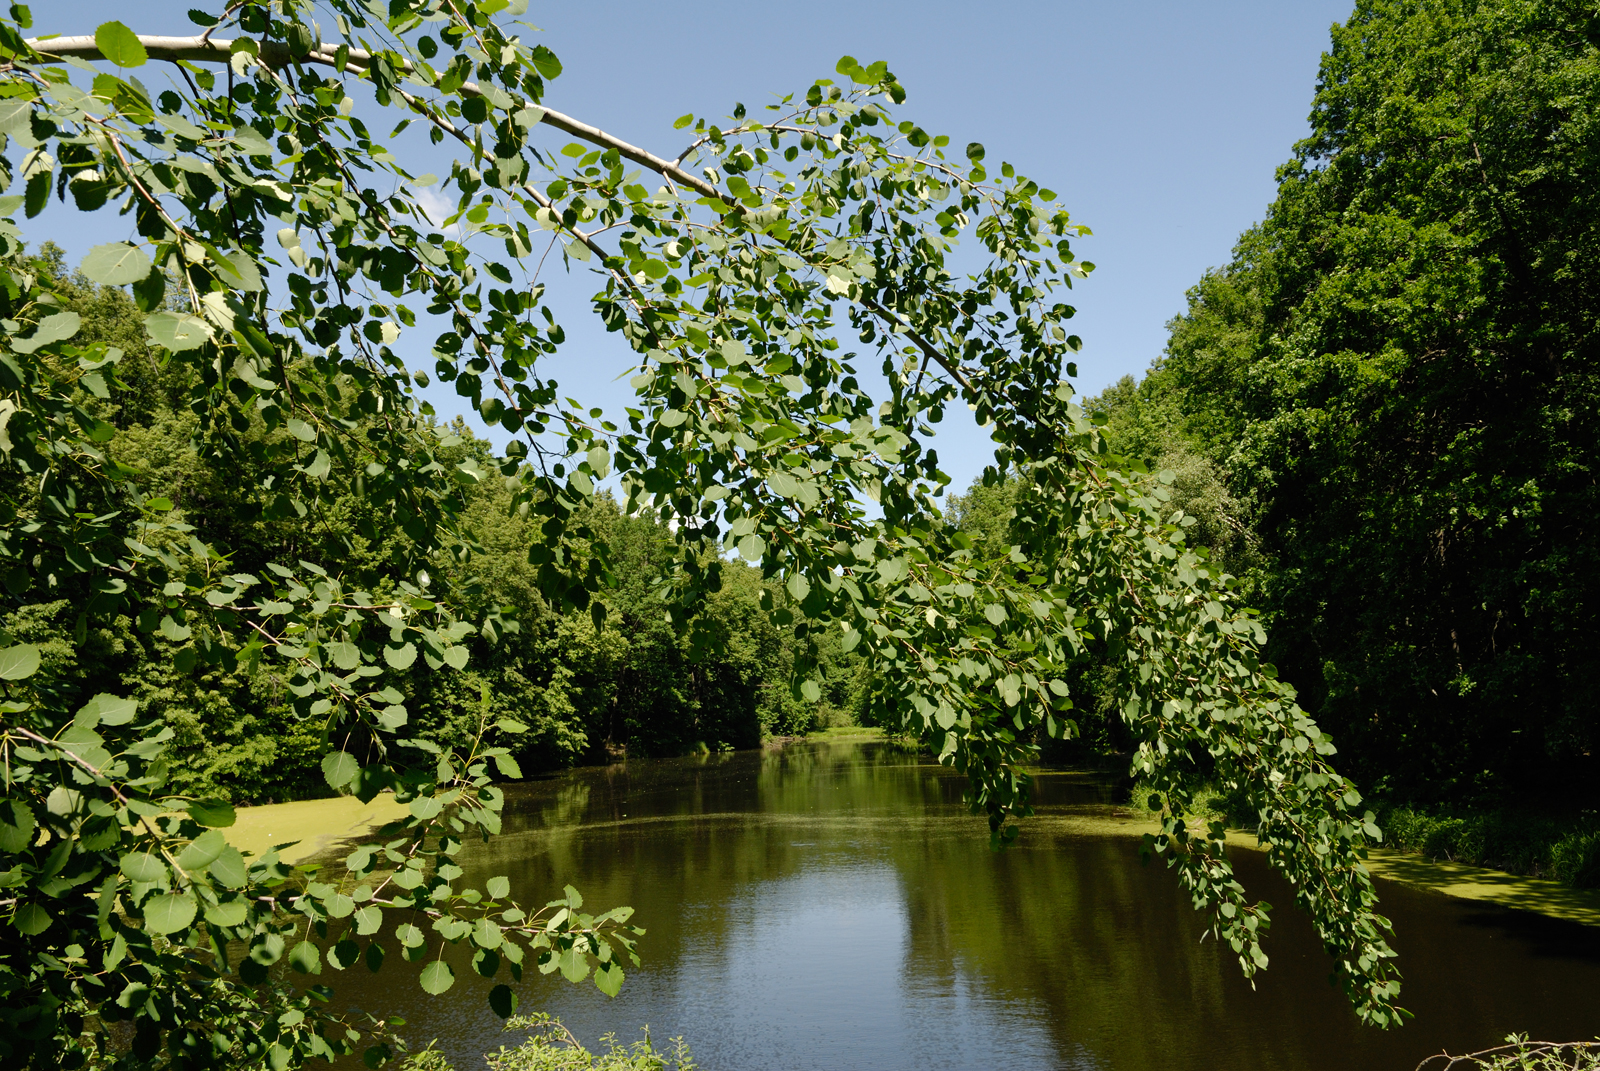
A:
[341, 740, 1600, 1071]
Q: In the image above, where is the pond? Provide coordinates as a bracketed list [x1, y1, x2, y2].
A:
[343, 738, 1600, 1070]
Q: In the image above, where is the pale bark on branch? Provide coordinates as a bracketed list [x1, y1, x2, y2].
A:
[24, 33, 721, 199]
[23, 31, 980, 400]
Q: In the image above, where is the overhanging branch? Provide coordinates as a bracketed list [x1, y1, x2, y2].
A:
[24, 33, 721, 199]
[24, 31, 977, 402]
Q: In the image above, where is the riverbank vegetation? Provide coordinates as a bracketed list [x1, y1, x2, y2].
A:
[1031, 0, 1600, 891]
[405, 1015, 696, 1071]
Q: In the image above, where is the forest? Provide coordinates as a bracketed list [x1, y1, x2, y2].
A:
[6, 250, 866, 805]
[1080, 0, 1600, 886]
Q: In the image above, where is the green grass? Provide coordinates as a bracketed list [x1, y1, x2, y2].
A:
[1126, 777, 1600, 891]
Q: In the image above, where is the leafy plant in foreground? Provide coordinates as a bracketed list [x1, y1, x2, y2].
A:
[0, 2, 1404, 1066]
[1416, 1036, 1600, 1071]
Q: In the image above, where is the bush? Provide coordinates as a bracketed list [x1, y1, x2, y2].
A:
[1550, 830, 1600, 888]
[400, 1016, 696, 1071]
[1375, 806, 1600, 889]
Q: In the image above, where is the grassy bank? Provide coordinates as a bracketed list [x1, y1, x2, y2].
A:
[1127, 780, 1600, 890]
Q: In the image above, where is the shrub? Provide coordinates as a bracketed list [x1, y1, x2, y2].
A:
[400, 1016, 696, 1071]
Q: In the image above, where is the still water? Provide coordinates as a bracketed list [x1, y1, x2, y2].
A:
[348, 739, 1600, 1070]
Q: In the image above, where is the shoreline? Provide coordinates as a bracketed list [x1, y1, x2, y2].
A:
[1092, 808, 1600, 928]
[222, 739, 1600, 928]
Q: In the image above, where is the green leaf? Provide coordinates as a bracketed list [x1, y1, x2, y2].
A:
[0, 643, 40, 681]
[80, 242, 151, 285]
[12, 903, 49, 935]
[13, 311, 80, 354]
[328, 937, 361, 970]
[288, 938, 322, 974]
[144, 312, 213, 352]
[488, 983, 518, 1018]
[384, 643, 418, 670]
[472, 917, 502, 949]
[786, 573, 810, 602]
[143, 892, 197, 935]
[322, 751, 359, 789]
[209, 847, 247, 889]
[419, 960, 455, 995]
[485, 876, 510, 900]
[75, 693, 136, 727]
[120, 851, 165, 884]
[0, 100, 32, 141]
[557, 944, 588, 982]
[329, 641, 361, 670]
[594, 961, 624, 997]
[250, 933, 285, 964]
[187, 798, 236, 828]
[443, 646, 469, 670]
[204, 898, 249, 927]
[354, 904, 383, 935]
[0, 801, 35, 853]
[221, 249, 263, 292]
[94, 21, 147, 67]
[492, 752, 522, 780]
[177, 829, 227, 871]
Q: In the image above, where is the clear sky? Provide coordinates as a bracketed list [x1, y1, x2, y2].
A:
[29, 1, 1352, 491]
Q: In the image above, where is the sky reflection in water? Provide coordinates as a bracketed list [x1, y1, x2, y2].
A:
[342, 740, 1600, 1071]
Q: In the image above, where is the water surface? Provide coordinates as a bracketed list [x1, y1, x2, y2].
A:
[350, 740, 1600, 1070]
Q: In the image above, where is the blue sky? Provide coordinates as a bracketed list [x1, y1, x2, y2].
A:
[29, 1, 1351, 492]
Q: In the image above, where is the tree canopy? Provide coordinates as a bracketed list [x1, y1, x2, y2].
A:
[1104, 0, 1600, 808]
[0, 2, 1404, 1066]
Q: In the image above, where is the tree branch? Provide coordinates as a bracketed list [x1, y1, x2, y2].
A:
[24, 33, 722, 199]
[24, 31, 980, 400]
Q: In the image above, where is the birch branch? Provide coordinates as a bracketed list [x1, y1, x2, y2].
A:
[24, 33, 721, 198]
[23, 31, 979, 399]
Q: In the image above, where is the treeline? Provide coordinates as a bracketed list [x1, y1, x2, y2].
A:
[3, 247, 862, 805]
[1072, 0, 1599, 872]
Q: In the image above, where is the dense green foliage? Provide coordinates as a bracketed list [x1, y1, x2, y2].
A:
[1377, 805, 1600, 886]
[5, 256, 857, 805]
[0, 2, 1413, 1067]
[1092, 0, 1600, 812]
